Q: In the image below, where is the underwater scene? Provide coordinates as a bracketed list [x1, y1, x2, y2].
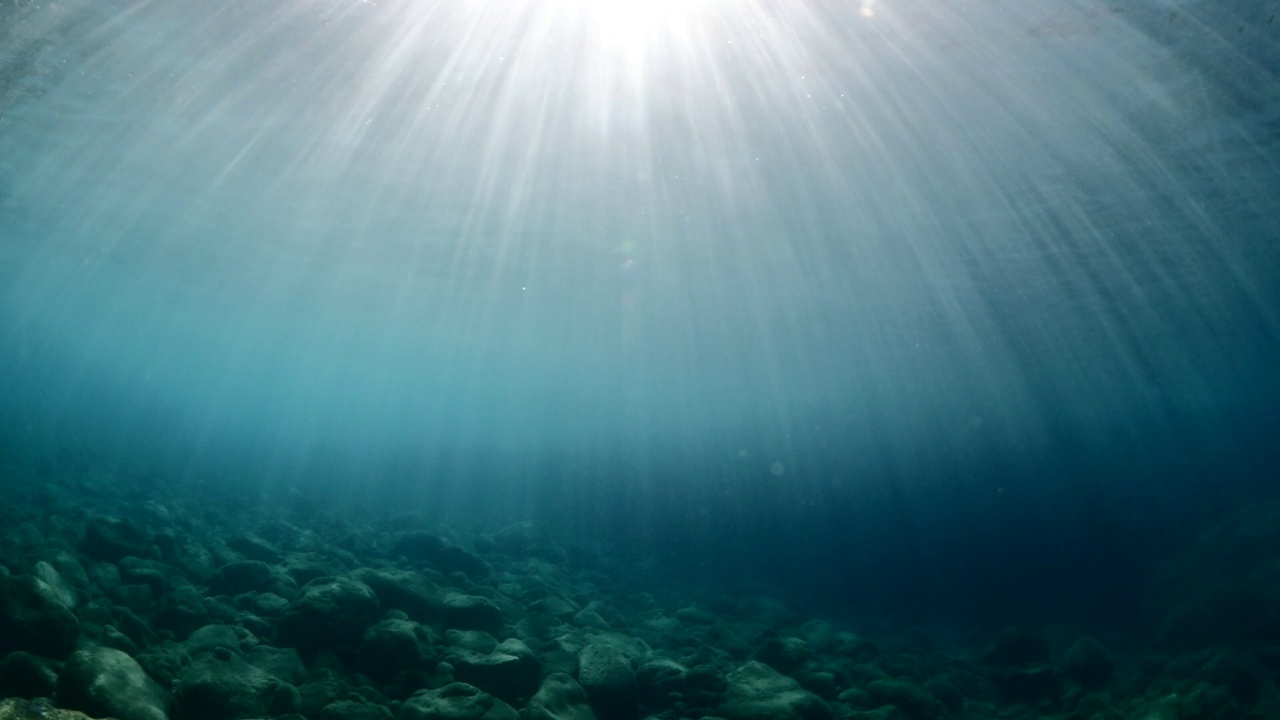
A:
[1, 0, 1279, 718]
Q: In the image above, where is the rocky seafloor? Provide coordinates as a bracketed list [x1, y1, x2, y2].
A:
[1, 469, 1278, 720]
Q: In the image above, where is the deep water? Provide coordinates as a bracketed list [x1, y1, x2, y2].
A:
[3, 1, 1280, 719]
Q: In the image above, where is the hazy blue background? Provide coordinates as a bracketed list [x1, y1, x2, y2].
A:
[2, 0, 1278, 629]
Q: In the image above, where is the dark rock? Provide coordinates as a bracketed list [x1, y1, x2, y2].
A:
[320, 699, 394, 720]
[359, 618, 433, 680]
[443, 593, 504, 635]
[0, 574, 79, 659]
[56, 646, 169, 720]
[0, 651, 59, 698]
[172, 652, 301, 720]
[1203, 651, 1265, 705]
[278, 576, 380, 651]
[992, 665, 1060, 704]
[636, 657, 688, 706]
[718, 661, 832, 720]
[118, 557, 169, 593]
[184, 624, 251, 658]
[755, 636, 811, 674]
[354, 568, 443, 621]
[135, 641, 191, 688]
[577, 643, 638, 718]
[527, 673, 596, 720]
[1061, 637, 1115, 690]
[155, 585, 212, 639]
[249, 645, 307, 686]
[228, 534, 283, 563]
[982, 629, 1052, 668]
[865, 679, 943, 720]
[447, 640, 539, 704]
[398, 682, 518, 720]
[391, 534, 489, 579]
[83, 517, 153, 562]
[207, 561, 273, 596]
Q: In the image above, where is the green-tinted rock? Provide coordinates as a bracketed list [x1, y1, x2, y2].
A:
[0, 651, 58, 698]
[56, 646, 169, 720]
[278, 576, 380, 651]
[718, 661, 832, 720]
[1061, 637, 1115, 690]
[398, 682, 518, 720]
[0, 574, 79, 659]
[172, 652, 300, 720]
[527, 673, 596, 720]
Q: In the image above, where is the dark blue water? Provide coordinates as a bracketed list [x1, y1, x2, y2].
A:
[2, 0, 1279, 635]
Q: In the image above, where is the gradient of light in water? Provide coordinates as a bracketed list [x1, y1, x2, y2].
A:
[1, 0, 1277, 515]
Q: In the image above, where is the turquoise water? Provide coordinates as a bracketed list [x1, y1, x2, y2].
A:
[2, 0, 1279, 625]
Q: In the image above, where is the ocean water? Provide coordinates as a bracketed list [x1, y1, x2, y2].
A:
[2, 0, 1279, 671]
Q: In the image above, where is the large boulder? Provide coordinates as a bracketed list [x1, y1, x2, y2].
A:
[83, 517, 155, 562]
[0, 574, 79, 659]
[171, 652, 301, 720]
[0, 651, 59, 698]
[576, 643, 637, 718]
[446, 639, 540, 704]
[56, 646, 169, 720]
[398, 682, 518, 720]
[718, 661, 832, 720]
[443, 593, 504, 635]
[277, 576, 380, 651]
[358, 618, 433, 680]
[526, 673, 596, 720]
[353, 568, 443, 621]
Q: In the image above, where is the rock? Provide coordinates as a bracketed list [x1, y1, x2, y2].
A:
[31, 561, 77, 609]
[636, 658, 688, 706]
[576, 643, 637, 718]
[991, 665, 1060, 704]
[527, 673, 597, 720]
[248, 645, 307, 686]
[172, 651, 301, 720]
[1061, 637, 1114, 690]
[207, 561, 273, 596]
[184, 624, 252, 658]
[755, 636, 811, 674]
[354, 568, 444, 621]
[0, 698, 99, 720]
[278, 576, 380, 651]
[718, 661, 832, 720]
[0, 574, 79, 659]
[443, 593, 504, 635]
[391, 534, 490, 579]
[56, 646, 169, 720]
[982, 629, 1051, 668]
[320, 699, 394, 720]
[359, 618, 433, 680]
[83, 517, 154, 562]
[227, 534, 283, 563]
[398, 682, 518, 720]
[865, 680, 943, 720]
[572, 609, 610, 630]
[154, 585, 212, 639]
[0, 651, 59, 698]
[445, 630, 499, 655]
[446, 640, 539, 704]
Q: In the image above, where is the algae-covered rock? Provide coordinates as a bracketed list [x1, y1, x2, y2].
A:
[865, 679, 943, 720]
[527, 673, 596, 720]
[443, 593, 504, 635]
[278, 576, 380, 650]
[83, 517, 154, 562]
[56, 646, 169, 720]
[576, 642, 637, 717]
[1061, 637, 1115, 690]
[0, 651, 59, 698]
[0, 574, 79, 659]
[359, 618, 433, 680]
[0, 698, 99, 720]
[171, 652, 300, 720]
[718, 660, 832, 720]
[398, 682, 518, 720]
